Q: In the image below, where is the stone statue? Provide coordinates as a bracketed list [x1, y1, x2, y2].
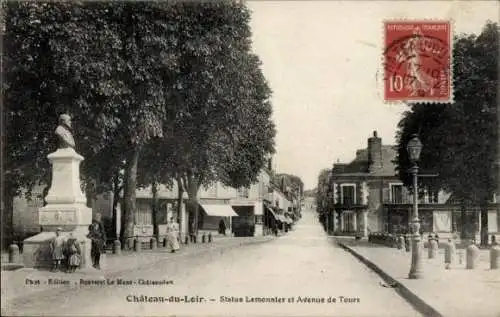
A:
[55, 114, 75, 149]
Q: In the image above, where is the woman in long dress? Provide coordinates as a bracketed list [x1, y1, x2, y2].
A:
[65, 233, 82, 272]
[166, 217, 180, 253]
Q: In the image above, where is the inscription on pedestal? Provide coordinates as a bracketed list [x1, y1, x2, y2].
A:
[40, 210, 77, 225]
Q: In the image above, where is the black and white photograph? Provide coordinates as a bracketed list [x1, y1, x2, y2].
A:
[1, 1, 499, 316]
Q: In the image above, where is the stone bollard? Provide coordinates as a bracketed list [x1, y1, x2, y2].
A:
[444, 239, 456, 269]
[428, 238, 438, 259]
[490, 244, 500, 270]
[8, 244, 20, 263]
[133, 238, 141, 252]
[208, 232, 213, 243]
[466, 242, 480, 269]
[150, 238, 157, 250]
[202, 233, 206, 244]
[112, 240, 121, 255]
[127, 238, 134, 250]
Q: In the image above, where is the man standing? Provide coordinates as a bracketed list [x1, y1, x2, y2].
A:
[87, 213, 106, 269]
[218, 219, 227, 236]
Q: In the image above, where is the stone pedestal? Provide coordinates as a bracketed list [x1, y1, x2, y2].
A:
[23, 148, 93, 269]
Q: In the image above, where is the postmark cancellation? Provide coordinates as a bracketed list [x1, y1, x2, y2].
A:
[383, 20, 453, 103]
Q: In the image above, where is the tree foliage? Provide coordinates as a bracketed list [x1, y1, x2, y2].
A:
[3, 1, 181, 244]
[395, 22, 498, 243]
[156, 2, 276, 233]
[3, 1, 276, 245]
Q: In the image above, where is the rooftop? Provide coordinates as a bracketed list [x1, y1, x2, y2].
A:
[332, 144, 398, 177]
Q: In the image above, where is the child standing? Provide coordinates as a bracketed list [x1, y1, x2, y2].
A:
[49, 228, 66, 272]
[65, 233, 81, 272]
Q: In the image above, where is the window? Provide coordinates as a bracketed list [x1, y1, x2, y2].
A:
[341, 184, 356, 205]
[390, 184, 403, 204]
[238, 186, 249, 198]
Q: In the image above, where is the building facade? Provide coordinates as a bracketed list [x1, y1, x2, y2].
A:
[328, 131, 500, 239]
[92, 168, 277, 242]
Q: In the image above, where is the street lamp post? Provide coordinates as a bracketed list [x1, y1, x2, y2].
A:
[407, 134, 423, 279]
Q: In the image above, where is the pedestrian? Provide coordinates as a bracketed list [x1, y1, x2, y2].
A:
[166, 217, 180, 253]
[218, 219, 227, 236]
[189, 221, 196, 243]
[87, 213, 106, 269]
[49, 228, 66, 272]
[65, 233, 81, 273]
[492, 235, 498, 246]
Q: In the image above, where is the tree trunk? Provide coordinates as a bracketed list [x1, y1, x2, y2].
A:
[2, 192, 14, 250]
[176, 179, 184, 237]
[111, 174, 121, 240]
[121, 144, 142, 248]
[460, 202, 467, 240]
[151, 181, 159, 239]
[480, 198, 489, 246]
[186, 177, 200, 237]
[85, 179, 96, 209]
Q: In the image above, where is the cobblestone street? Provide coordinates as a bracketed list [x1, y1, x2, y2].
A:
[3, 210, 420, 317]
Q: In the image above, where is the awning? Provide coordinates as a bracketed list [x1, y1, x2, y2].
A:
[265, 206, 279, 219]
[200, 204, 238, 217]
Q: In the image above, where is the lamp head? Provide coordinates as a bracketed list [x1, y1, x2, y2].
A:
[407, 134, 423, 162]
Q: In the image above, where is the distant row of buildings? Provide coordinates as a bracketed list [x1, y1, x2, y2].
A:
[317, 131, 500, 240]
[13, 160, 302, 242]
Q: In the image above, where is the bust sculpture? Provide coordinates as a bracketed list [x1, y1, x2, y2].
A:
[55, 114, 75, 149]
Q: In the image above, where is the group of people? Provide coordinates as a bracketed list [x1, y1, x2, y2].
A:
[49, 214, 181, 272]
[49, 214, 106, 272]
[49, 229, 83, 272]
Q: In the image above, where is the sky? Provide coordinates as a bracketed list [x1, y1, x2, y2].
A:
[247, 0, 499, 190]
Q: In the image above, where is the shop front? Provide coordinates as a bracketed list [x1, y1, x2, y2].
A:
[263, 204, 278, 235]
[198, 200, 238, 235]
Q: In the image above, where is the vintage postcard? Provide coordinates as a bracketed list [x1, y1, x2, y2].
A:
[1, 1, 499, 317]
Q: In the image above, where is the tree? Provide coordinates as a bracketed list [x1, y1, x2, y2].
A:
[315, 169, 331, 230]
[160, 2, 275, 236]
[395, 22, 498, 245]
[137, 138, 176, 238]
[3, 1, 125, 246]
[3, 2, 182, 247]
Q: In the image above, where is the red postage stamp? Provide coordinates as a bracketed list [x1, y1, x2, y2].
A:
[383, 20, 452, 103]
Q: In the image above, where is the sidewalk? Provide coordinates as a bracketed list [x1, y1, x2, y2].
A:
[1, 235, 274, 305]
[337, 238, 500, 317]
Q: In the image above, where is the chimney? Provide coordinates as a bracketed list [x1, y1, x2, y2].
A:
[368, 130, 382, 173]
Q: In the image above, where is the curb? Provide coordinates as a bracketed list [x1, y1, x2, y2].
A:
[337, 242, 444, 317]
[1, 263, 24, 271]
